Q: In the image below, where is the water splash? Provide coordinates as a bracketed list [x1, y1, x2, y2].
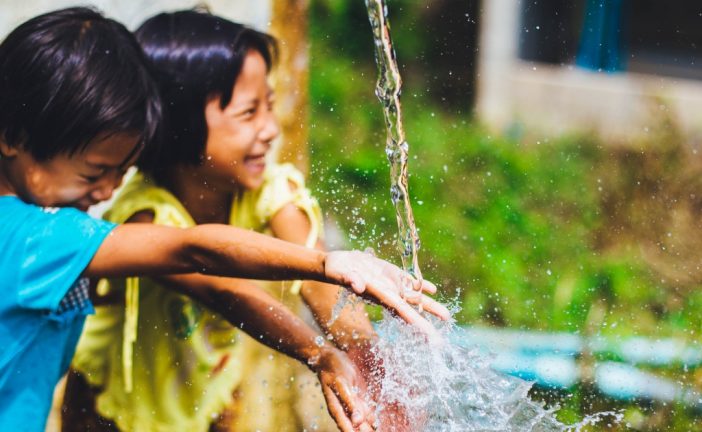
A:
[370, 313, 622, 431]
[365, 0, 422, 281]
[359, 2, 622, 430]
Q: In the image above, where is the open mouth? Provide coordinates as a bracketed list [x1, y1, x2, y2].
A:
[244, 154, 267, 173]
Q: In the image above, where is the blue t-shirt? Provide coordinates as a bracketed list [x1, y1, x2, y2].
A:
[0, 196, 116, 431]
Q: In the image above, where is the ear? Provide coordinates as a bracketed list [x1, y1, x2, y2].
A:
[204, 95, 226, 129]
[0, 139, 18, 158]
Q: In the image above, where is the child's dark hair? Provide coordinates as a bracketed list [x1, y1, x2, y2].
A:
[0, 7, 161, 161]
[134, 9, 277, 184]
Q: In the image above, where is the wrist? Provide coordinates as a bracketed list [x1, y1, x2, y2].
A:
[328, 327, 378, 352]
[303, 339, 338, 373]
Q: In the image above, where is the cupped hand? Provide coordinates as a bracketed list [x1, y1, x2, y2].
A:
[324, 250, 450, 337]
[313, 345, 376, 432]
[346, 341, 413, 432]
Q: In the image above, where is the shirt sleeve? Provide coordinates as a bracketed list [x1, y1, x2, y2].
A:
[256, 163, 324, 241]
[16, 207, 117, 311]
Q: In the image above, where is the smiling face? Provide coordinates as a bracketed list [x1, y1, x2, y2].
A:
[0, 133, 140, 210]
[199, 49, 279, 192]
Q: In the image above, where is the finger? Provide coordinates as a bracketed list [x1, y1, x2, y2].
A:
[346, 271, 367, 295]
[365, 285, 440, 339]
[413, 278, 437, 294]
[333, 376, 368, 426]
[404, 294, 451, 321]
[380, 263, 437, 295]
[323, 385, 357, 432]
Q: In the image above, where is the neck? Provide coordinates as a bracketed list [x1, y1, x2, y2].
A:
[164, 166, 237, 225]
[0, 159, 17, 196]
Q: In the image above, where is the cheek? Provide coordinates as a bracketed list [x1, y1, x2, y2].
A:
[53, 183, 91, 202]
[207, 133, 253, 164]
[29, 174, 89, 204]
[18, 159, 91, 206]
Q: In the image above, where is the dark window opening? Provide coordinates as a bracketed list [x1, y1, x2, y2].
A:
[518, 0, 702, 80]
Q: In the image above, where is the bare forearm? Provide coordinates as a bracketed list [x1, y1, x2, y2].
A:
[172, 275, 326, 365]
[184, 224, 327, 281]
[87, 223, 327, 282]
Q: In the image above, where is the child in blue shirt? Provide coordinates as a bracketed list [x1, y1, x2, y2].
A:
[0, 7, 447, 432]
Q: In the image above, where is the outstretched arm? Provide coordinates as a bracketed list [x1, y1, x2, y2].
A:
[86, 223, 325, 281]
[85, 221, 447, 335]
[93, 211, 376, 430]
[160, 272, 376, 431]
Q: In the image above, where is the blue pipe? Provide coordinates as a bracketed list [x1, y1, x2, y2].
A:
[452, 326, 702, 408]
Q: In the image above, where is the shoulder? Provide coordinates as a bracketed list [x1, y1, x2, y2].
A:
[0, 197, 115, 309]
[263, 162, 306, 190]
[0, 196, 114, 239]
[108, 170, 172, 211]
[0, 196, 115, 255]
[253, 163, 315, 220]
[105, 171, 193, 227]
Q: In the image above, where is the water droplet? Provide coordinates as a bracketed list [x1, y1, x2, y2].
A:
[307, 354, 320, 366]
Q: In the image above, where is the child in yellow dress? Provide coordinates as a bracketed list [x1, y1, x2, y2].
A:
[63, 9, 448, 432]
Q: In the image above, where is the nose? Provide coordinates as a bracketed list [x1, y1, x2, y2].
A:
[89, 182, 114, 203]
[258, 108, 280, 144]
[89, 171, 123, 203]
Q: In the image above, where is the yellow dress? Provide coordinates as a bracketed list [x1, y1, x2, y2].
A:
[72, 163, 336, 432]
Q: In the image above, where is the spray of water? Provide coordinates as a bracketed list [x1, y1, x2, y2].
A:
[370, 313, 622, 431]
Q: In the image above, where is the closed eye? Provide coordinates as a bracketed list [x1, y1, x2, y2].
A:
[81, 174, 101, 183]
[230, 105, 257, 119]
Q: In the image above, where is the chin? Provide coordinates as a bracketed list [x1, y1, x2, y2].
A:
[245, 177, 265, 191]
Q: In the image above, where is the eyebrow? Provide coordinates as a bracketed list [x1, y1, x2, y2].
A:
[85, 142, 142, 171]
[85, 162, 110, 172]
[85, 159, 129, 172]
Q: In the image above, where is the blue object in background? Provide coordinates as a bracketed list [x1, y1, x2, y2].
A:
[453, 326, 702, 409]
[576, 0, 625, 72]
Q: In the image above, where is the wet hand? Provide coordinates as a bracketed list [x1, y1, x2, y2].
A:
[313, 345, 376, 431]
[324, 250, 450, 338]
[346, 340, 414, 432]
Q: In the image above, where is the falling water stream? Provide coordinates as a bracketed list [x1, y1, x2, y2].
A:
[359, 1, 621, 430]
[365, 0, 422, 282]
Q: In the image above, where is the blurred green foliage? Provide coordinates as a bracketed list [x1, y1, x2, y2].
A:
[308, 0, 702, 429]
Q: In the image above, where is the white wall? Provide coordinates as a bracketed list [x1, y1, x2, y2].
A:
[475, 0, 702, 142]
